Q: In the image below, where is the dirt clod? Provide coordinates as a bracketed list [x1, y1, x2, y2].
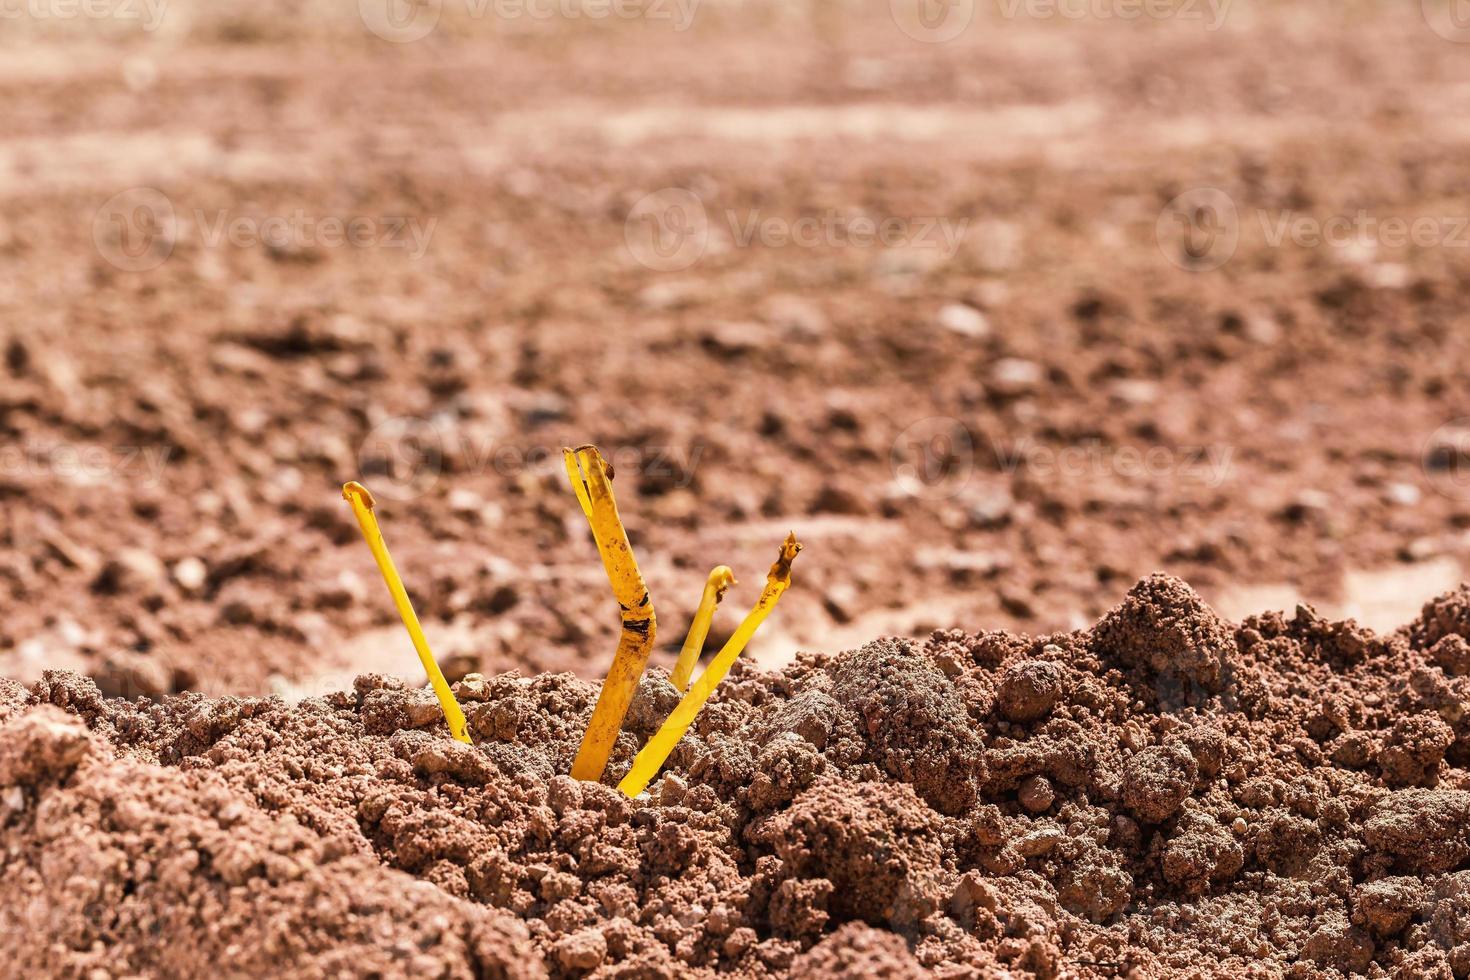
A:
[1121, 743, 1198, 823]
[1093, 574, 1233, 697]
[998, 659, 1062, 723]
[828, 639, 984, 816]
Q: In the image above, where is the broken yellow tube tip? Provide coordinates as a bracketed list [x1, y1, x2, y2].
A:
[670, 565, 736, 692]
[618, 533, 802, 798]
[341, 481, 471, 745]
[564, 447, 658, 783]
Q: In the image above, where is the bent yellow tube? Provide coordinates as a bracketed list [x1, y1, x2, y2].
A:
[342, 481, 471, 744]
[565, 446, 657, 782]
[670, 565, 736, 691]
[618, 533, 802, 798]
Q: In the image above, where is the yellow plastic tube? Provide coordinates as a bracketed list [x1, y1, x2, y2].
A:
[341, 481, 471, 744]
[564, 447, 658, 782]
[618, 533, 802, 798]
[669, 566, 736, 691]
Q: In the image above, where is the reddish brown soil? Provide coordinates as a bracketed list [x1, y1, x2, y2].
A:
[6, 2, 1470, 977]
[4, 577, 1470, 977]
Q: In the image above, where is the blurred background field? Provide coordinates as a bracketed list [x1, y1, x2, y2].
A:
[5, 0, 1470, 698]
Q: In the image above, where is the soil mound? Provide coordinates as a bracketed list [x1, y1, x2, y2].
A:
[3, 576, 1470, 977]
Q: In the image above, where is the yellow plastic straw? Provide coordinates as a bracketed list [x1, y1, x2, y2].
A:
[618, 533, 802, 798]
[670, 566, 736, 691]
[564, 447, 658, 782]
[342, 481, 471, 744]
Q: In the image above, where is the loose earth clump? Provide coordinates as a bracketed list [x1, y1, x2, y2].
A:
[3, 574, 1470, 977]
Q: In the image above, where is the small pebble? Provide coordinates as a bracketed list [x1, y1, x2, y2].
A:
[447, 488, 485, 515]
[938, 303, 990, 339]
[1016, 827, 1063, 857]
[1384, 482, 1420, 507]
[172, 557, 208, 594]
[989, 358, 1044, 396]
[93, 549, 168, 596]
